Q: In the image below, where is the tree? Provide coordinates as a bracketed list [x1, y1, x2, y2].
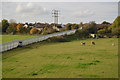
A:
[102, 21, 111, 25]
[110, 16, 120, 36]
[25, 27, 32, 34]
[75, 28, 89, 39]
[97, 29, 106, 35]
[42, 27, 49, 35]
[16, 23, 24, 33]
[2, 19, 9, 32]
[9, 19, 16, 23]
[30, 27, 38, 34]
[0, 22, 2, 34]
[112, 27, 120, 36]
[10, 23, 17, 27]
[86, 22, 97, 34]
[6, 23, 17, 34]
[110, 16, 120, 29]
[43, 27, 47, 31]
[72, 24, 79, 29]
[79, 22, 83, 27]
[65, 23, 72, 30]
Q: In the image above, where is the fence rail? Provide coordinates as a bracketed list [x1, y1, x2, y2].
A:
[0, 30, 76, 53]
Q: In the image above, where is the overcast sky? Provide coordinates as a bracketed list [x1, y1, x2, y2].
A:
[1, 2, 119, 24]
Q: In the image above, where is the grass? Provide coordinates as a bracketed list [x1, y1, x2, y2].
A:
[2, 38, 118, 78]
[0, 35, 36, 43]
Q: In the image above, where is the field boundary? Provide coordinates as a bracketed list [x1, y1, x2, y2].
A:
[0, 30, 76, 53]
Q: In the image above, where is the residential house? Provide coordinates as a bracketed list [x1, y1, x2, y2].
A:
[52, 24, 63, 31]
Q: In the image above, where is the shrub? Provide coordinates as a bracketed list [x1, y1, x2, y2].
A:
[75, 29, 89, 39]
[49, 29, 58, 34]
[47, 36, 69, 42]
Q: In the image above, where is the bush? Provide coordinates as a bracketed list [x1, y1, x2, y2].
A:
[46, 36, 69, 42]
[75, 29, 89, 39]
[41, 27, 49, 35]
[97, 29, 106, 35]
[49, 29, 59, 34]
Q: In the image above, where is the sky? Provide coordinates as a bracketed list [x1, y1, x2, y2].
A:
[1, 0, 119, 24]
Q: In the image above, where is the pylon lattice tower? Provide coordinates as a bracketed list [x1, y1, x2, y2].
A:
[52, 10, 59, 26]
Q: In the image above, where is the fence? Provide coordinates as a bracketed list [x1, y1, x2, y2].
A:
[0, 30, 76, 53]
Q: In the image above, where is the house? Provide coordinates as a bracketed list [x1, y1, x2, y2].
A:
[23, 23, 34, 28]
[23, 24, 28, 28]
[90, 34, 98, 39]
[78, 27, 83, 30]
[34, 23, 45, 31]
[52, 24, 63, 31]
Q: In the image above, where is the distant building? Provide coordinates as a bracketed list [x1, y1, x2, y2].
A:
[23, 23, 34, 28]
[52, 24, 63, 31]
[23, 24, 28, 28]
[78, 27, 83, 30]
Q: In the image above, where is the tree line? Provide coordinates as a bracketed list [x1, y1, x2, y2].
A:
[0, 16, 120, 38]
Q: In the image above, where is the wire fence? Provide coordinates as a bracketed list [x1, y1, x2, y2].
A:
[0, 30, 76, 53]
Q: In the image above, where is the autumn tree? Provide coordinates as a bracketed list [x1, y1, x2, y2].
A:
[16, 23, 24, 33]
[30, 27, 38, 34]
[42, 27, 48, 35]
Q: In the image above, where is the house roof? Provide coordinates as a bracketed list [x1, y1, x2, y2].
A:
[55, 24, 63, 28]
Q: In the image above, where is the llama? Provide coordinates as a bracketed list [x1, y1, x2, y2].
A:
[81, 42, 86, 45]
[91, 41, 95, 45]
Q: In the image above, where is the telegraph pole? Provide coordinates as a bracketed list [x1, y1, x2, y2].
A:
[52, 10, 59, 26]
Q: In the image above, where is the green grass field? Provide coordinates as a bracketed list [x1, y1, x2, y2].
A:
[0, 35, 36, 43]
[2, 38, 118, 78]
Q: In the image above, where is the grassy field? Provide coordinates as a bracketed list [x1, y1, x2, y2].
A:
[0, 35, 36, 43]
[2, 38, 118, 78]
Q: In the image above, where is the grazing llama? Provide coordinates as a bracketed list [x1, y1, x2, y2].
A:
[81, 42, 86, 45]
[112, 43, 115, 46]
[91, 41, 95, 45]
